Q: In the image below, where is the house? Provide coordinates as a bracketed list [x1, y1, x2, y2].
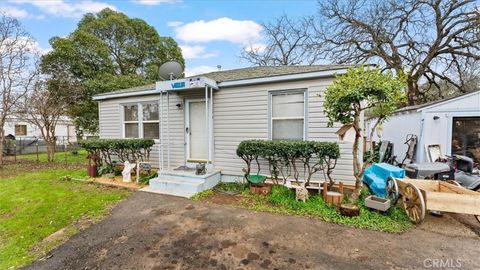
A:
[367, 90, 480, 164]
[2, 115, 81, 154]
[3, 115, 78, 142]
[93, 65, 361, 197]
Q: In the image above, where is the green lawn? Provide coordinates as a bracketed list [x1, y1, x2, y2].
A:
[15, 149, 88, 164]
[0, 168, 130, 269]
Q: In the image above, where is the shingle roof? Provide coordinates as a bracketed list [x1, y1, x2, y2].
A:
[100, 83, 156, 95]
[94, 65, 355, 98]
[196, 64, 354, 82]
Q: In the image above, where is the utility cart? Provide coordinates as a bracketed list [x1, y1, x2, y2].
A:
[386, 177, 480, 224]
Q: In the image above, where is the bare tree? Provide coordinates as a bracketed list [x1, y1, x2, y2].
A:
[20, 80, 65, 162]
[241, 15, 320, 66]
[421, 57, 480, 101]
[314, 0, 480, 105]
[0, 14, 38, 166]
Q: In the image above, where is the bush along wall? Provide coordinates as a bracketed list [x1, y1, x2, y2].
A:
[79, 139, 154, 167]
[236, 140, 340, 186]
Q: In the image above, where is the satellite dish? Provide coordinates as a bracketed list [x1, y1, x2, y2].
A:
[158, 61, 184, 80]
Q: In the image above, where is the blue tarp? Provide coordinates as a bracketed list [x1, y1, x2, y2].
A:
[363, 163, 405, 197]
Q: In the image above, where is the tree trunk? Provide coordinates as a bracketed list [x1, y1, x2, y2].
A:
[406, 78, 419, 105]
[351, 112, 363, 201]
[46, 140, 56, 162]
[0, 128, 4, 167]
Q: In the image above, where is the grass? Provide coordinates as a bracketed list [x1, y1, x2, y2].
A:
[198, 184, 413, 233]
[0, 168, 130, 269]
[214, 182, 248, 193]
[14, 149, 88, 164]
[191, 189, 214, 201]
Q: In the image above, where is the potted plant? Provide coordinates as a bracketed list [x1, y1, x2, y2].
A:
[247, 174, 271, 195]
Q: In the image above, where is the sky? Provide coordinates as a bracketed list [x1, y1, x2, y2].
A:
[1, 0, 318, 76]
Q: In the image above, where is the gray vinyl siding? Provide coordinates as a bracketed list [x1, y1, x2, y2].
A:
[98, 91, 206, 169]
[213, 78, 356, 185]
[97, 77, 357, 185]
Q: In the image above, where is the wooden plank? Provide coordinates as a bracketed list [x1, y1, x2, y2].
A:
[399, 178, 440, 192]
[438, 182, 479, 195]
[424, 191, 480, 215]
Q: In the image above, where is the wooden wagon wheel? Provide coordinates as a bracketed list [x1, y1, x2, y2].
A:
[386, 177, 399, 205]
[402, 183, 426, 224]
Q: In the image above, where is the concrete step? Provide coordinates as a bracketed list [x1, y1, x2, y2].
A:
[157, 170, 220, 183]
[141, 179, 201, 198]
[140, 171, 221, 198]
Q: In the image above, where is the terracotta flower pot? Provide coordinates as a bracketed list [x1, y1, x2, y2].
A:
[249, 184, 272, 195]
[87, 164, 98, 177]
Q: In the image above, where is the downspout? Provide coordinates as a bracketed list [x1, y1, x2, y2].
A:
[160, 91, 164, 172]
[167, 91, 170, 170]
[418, 110, 425, 162]
[205, 85, 209, 165]
[209, 86, 214, 168]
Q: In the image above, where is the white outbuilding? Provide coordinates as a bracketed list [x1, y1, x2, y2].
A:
[367, 90, 480, 164]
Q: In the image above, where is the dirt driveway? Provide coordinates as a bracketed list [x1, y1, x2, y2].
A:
[26, 192, 480, 270]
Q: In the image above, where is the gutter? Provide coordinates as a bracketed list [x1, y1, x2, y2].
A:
[93, 89, 159, 101]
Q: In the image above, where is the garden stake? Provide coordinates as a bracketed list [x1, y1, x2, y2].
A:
[36, 142, 39, 163]
[64, 144, 68, 167]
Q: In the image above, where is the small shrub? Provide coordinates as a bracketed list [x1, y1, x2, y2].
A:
[79, 139, 154, 166]
[236, 140, 340, 185]
[138, 170, 157, 185]
[97, 164, 114, 176]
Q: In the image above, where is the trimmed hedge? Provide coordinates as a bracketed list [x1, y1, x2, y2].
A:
[237, 140, 340, 186]
[79, 139, 154, 166]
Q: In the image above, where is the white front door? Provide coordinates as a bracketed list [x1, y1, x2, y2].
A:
[187, 100, 207, 161]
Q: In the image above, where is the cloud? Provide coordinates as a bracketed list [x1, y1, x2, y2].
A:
[171, 17, 263, 45]
[8, 0, 116, 18]
[31, 41, 51, 55]
[167, 21, 183, 27]
[0, 6, 44, 19]
[132, 0, 178, 5]
[180, 45, 217, 59]
[185, 65, 218, 77]
[0, 36, 50, 55]
[0, 6, 28, 18]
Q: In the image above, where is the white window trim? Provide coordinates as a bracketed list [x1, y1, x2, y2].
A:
[121, 101, 160, 140]
[268, 88, 308, 140]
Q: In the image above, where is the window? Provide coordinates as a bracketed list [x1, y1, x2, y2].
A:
[123, 102, 159, 139]
[270, 90, 306, 140]
[142, 103, 159, 139]
[15, 124, 27, 136]
[124, 105, 139, 138]
[452, 117, 480, 164]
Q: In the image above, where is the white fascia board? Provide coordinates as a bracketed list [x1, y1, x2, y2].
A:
[93, 89, 159, 101]
[416, 90, 480, 112]
[217, 68, 349, 88]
